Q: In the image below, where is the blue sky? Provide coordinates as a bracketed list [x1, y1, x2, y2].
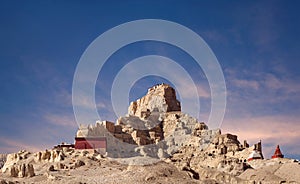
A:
[0, 1, 300, 159]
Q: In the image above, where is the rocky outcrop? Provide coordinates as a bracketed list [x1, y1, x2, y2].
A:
[217, 158, 250, 175]
[6, 163, 35, 177]
[128, 84, 181, 118]
[3, 149, 65, 169]
[1, 148, 107, 180]
[2, 150, 31, 173]
[34, 149, 65, 162]
[2, 149, 65, 176]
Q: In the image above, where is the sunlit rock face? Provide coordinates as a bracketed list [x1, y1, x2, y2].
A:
[128, 84, 181, 118]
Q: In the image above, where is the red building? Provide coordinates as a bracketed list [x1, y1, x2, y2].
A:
[75, 137, 107, 153]
[271, 145, 284, 159]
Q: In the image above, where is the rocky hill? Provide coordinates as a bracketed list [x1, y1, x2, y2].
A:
[1, 84, 300, 184]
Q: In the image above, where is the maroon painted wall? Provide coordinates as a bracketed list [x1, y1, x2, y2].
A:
[75, 137, 106, 150]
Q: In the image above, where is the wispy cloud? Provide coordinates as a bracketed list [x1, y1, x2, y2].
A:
[0, 137, 50, 153]
[231, 78, 259, 90]
[262, 73, 300, 94]
[44, 113, 77, 128]
[226, 68, 300, 107]
[72, 93, 110, 110]
[201, 30, 228, 44]
[175, 78, 210, 99]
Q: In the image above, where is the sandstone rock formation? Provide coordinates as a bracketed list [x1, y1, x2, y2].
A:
[8, 163, 35, 177]
[35, 149, 66, 162]
[2, 150, 31, 174]
[128, 84, 181, 117]
[2, 151, 35, 178]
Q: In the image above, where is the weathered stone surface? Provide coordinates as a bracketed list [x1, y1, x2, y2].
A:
[6, 163, 35, 178]
[217, 158, 250, 175]
[36, 149, 65, 162]
[102, 121, 115, 133]
[128, 84, 181, 117]
[2, 150, 31, 173]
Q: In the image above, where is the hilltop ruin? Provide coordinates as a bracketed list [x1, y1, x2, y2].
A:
[73, 84, 264, 164]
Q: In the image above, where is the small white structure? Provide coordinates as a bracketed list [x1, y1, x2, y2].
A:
[247, 150, 263, 161]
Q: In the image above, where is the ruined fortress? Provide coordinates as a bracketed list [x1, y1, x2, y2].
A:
[74, 84, 264, 162]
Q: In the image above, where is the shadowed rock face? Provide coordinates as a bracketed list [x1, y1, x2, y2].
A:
[0, 154, 6, 169]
